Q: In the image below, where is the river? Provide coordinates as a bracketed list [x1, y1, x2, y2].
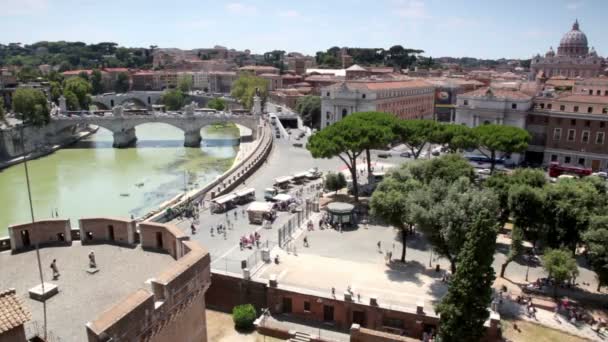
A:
[0, 123, 239, 237]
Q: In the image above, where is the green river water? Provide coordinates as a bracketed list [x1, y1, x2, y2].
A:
[0, 123, 239, 237]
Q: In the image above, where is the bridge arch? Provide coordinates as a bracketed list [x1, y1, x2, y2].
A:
[119, 97, 148, 108]
[91, 102, 110, 110]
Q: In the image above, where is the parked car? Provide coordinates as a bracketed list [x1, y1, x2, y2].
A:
[377, 152, 391, 158]
[476, 168, 491, 175]
[592, 171, 608, 179]
[400, 152, 411, 158]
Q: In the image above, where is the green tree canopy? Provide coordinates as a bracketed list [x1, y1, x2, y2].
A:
[207, 98, 226, 111]
[63, 90, 80, 111]
[436, 205, 498, 342]
[583, 216, 608, 291]
[162, 89, 185, 110]
[231, 73, 268, 110]
[178, 74, 193, 93]
[407, 153, 475, 185]
[324, 172, 347, 194]
[90, 69, 104, 95]
[295, 95, 321, 128]
[63, 76, 92, 109]
[12, 88, 50, 126]
[347, 112, 397, 180]
[307, 119, 366, 201]
[433, 124, 477, 153]
[49, 81, 63, 104]
[472, 124, 530, 172]
[542, 248, 579, 295]
[114, 72, 130, 93]
[395, 119, 438, 159]
[0, 97, 5, 122]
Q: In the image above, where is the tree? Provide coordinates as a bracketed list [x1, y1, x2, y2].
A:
[114, 72, 130, 93]
[231, 73, 269, 110]
[90, 69, 104, 94]
[49, 81, 63, 103]
[370, 171, 420, 262]
[436, 206, 498, 342]
[307, 119, 366, 201]
[542, 248, 579, 296]
[582, 217, 608, 291]
[17, 66, 41, 82]
[232, 304, 256, 330]
[63, 76, 92, 109]
[207, 98, 226, 111]
[433, 124, 477, 153]
[407, 153, 475, 185]
[395, 119, 438, 159]
[543, 179, 601, 253]
[324, 172, 347, 194]
[347, 112, 397, 181]
[472, 124, 530, 172]
[411, 178, 499, 274]
[162, 89, 185, 110]
[295, 95, 321, 128]
[12, 88, 50, 126]
[63, 90, 80, 110]
[178, 74, 193, 93]
[499, 185, 544, 278]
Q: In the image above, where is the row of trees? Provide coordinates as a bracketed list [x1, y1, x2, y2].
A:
[314, 45, 424, 69]
[307, 112, 530, 202]
[295, 95, 321, 128]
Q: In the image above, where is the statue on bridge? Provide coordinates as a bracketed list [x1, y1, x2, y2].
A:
[112, 105, 124, 117]
[58, 95, 67, 114]
[184, 101, 198, 117]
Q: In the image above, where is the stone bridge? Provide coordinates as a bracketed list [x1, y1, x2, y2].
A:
[91, 91, 164, 109]
[50, 107, 260, 148]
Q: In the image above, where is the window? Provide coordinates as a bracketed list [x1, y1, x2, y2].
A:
[597, 90, 602, 96]
[463, 100, 469, 106]
[539, 103, 545, 109]
[571, 119, 576, 125]
[304, 301, 311, 312]
[567, 129, 575, 142]
[565, 156, 571, 164]
[326, 111, 330, 120]
[512, 103, 517, 109]
[601, 122, 606, 128]
[560, 105, 565, 111]
[597, 132, 605, 144]
[605, 90, 608, 96]
[582, 130, 590, 143]
[326, 92, 330, 96]
[603, 108, 608, 114]
[574, 106, 579, 112]
[579, 158, 585, 165]
[362, 94, 366, 99]
[342, 109, 348, 118]
[553, 128, 562, 140]
[547, 103, 552, 110]
[588, 107, 594, 113]
[551, 154, 558, 162]
[589, 89, 593, 95]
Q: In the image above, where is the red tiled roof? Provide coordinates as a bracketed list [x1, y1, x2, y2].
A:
[460, 87, 532, 100]
[133, 71, 155, 76]
[344, 80, 433, 90]
[103, 68, 129, 73]
[0, 289, 30, 333]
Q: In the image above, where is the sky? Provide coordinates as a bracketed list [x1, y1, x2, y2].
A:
[1, 0, 607, 60]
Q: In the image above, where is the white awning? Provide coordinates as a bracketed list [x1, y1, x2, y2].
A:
[273, 194, 292, 202]
[247, 201, 274, 213]
[293, 172, 309, 179]
[213, 194, 236, 205]
[235, 188, 255, 197]
[274, 176, 294, 184]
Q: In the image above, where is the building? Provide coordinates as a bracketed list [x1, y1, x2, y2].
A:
[530, 20, 604, 80]
[526, 86, 608, 169]
[192, 71, 210, 90]
[425, 78, 484, 122]
[208, 71, 238, 94]
[238, 65, 279, 76]
[0, 288, 31, 342]
[132, 71, 156, 91]
[320, 80, 435, 128]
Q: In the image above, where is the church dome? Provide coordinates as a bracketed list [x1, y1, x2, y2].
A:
[545, 47, 555, 57]
[558, 20, 589, 56]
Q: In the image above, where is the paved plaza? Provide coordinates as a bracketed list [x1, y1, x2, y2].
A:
[0, 242, 176, 341]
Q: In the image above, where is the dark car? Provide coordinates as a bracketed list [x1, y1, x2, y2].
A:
[399, 152, 411, 158]
[378, 152, 391, 158]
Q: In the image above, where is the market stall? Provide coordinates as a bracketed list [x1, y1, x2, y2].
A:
[211, 194, 236, 213]
[274, 176, 294, 189]
[247, 201, 276, 224]
[235, 188, 256, 204]
[326, 202, 356, 226]
[273, 193, 293, 211]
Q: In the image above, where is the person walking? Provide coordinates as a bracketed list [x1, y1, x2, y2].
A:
[50, 259, 59, 279]
[303, 236, 309, 247]
[377, 241, 381, 252]
[190, 223, 196, 235]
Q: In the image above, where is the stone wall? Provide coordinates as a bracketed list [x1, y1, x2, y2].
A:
[79, 218, 136, 245]
[205, 271, 268, 312]
[8, 219, 72, 252]
[139, 222, 187, 259]
[350, 325, 418, 342]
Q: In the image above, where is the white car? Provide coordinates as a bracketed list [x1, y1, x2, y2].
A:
[476, 168, 492, 175]
[591, 171, 608, 179]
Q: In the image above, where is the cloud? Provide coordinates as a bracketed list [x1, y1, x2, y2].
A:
[565, 1, 583, 10]
[225, 2, 257, 14]
[278, 10, 300, 18]
[0, 0, 49, 15]
[393, 0, 430, 19]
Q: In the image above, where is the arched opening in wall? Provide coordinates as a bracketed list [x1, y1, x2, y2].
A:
[483, 120, 491, 125]
[91, 102, 110, 110]
[342, 109, 348, 118]
[120, 98, 147, 109]
[67, 125, 115, 149]
[134, 122, 184, 148]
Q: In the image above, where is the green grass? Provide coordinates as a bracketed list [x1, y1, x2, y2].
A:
[501, 318, 591, 342]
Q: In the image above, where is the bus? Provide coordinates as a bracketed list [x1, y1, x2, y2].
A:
[548, 162, 592, 178]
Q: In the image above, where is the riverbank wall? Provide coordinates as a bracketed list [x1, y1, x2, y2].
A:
[144, 120, 273, 223]
[0, 123, 95, 169]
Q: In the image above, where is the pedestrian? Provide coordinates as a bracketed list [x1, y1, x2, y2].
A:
[223, 230, 227, 240]
[239, 239, 244, 251]
[190, 223, 196, 235]
[234, 211, 238, 220]
[50, 259, 59, 279]
[210, 227, 214, 237]
[377, 241, 381, 252]
[303, 236, 309, 247]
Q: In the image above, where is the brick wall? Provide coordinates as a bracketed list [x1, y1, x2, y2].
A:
[350, 325, 419, 342]
[79, 218, 135, 245]
[0, 326, 27, 342]
[205, 272, 268, 312]
[139, 222, 186, 259]
[8, 219, 71, 252]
